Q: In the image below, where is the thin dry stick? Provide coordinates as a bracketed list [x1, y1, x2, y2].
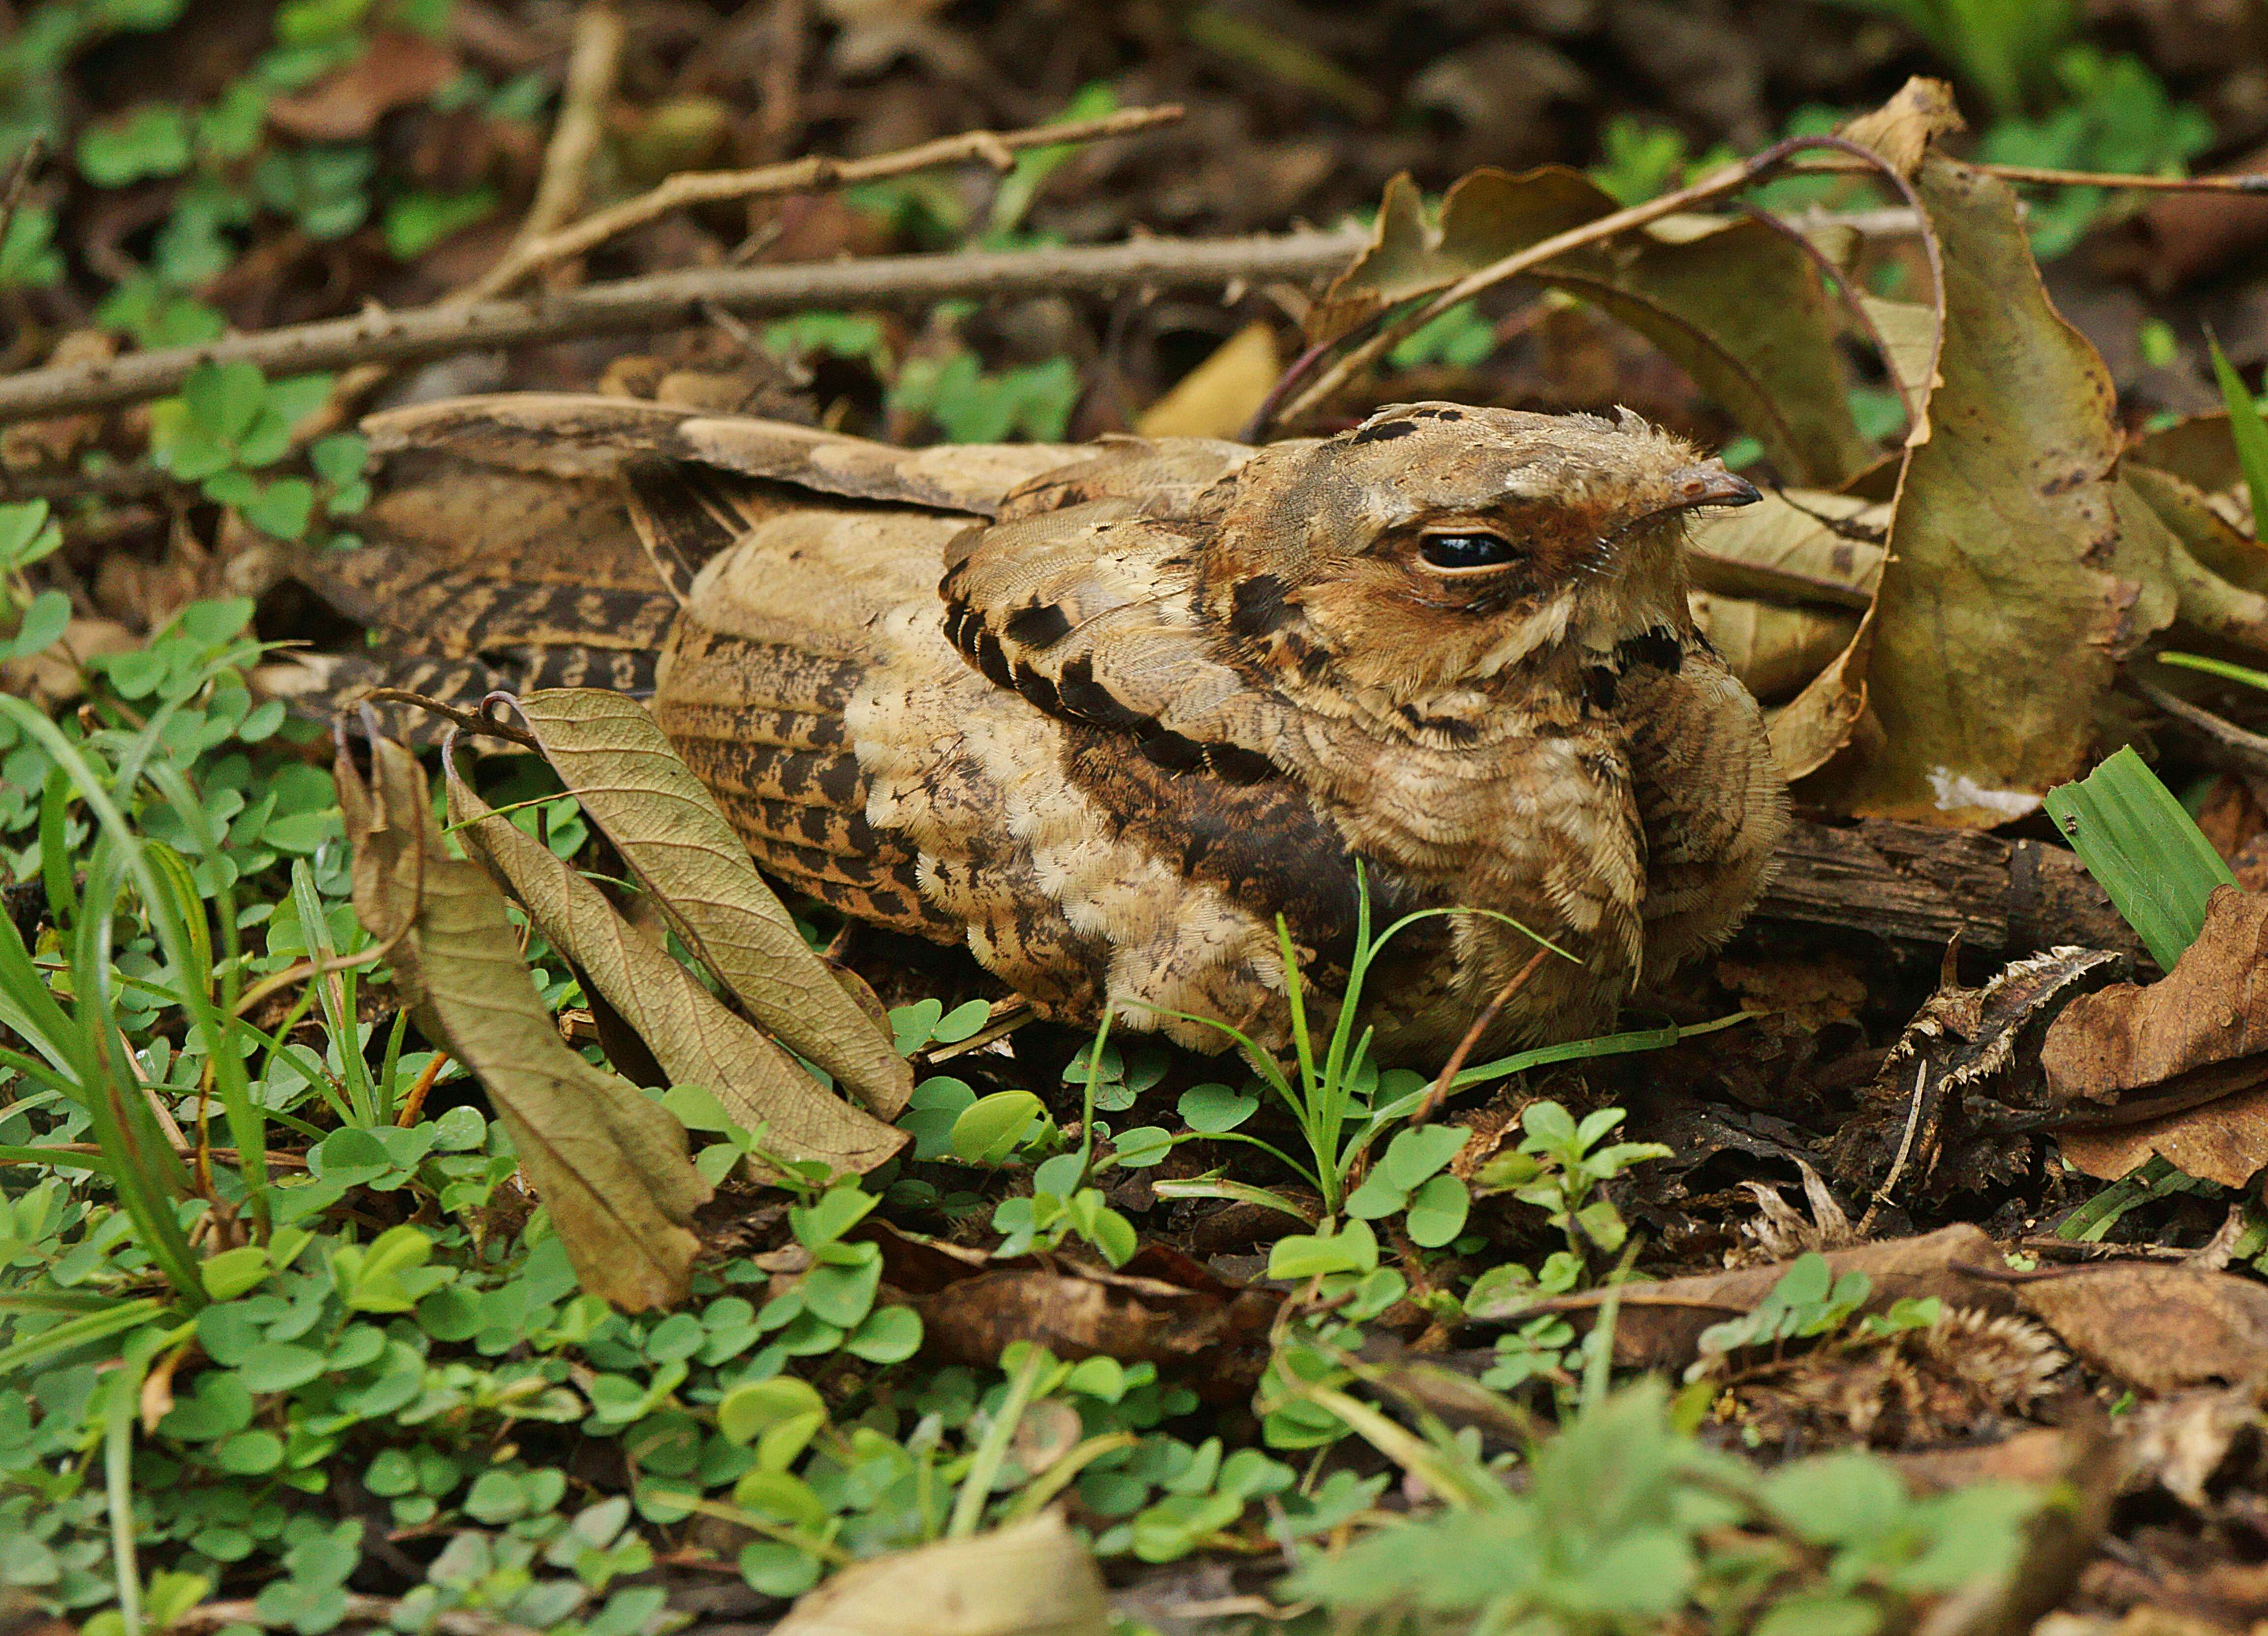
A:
[506, 1, 626, 259]
[0, 228, 1366, 424]
[0, 132, 44, 257]
[1795, 156, 2268, 193]
[1858, 1059, 1931, 1237]
[1415, 944, 1553, 1122]
[1272, 132, 1948, 431]
[469, 103, 1184, 302]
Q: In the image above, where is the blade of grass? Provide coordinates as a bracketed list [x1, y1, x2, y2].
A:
[947, 1344, 1048, 1539]
[2158, 651, 2268, 692]
[2041, 745, 2234, 968]
[2205, 330, 2268, 543]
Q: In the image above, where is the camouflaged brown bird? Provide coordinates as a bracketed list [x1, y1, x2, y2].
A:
[286, 393, 1787, 1061]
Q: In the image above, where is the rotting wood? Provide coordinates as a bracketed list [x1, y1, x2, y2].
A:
[1757, 816, 2146, 961]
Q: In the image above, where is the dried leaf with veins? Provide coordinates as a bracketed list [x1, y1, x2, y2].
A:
[507, 689, 914, 1117]
[336, 731, 708, 1310]
[444, 739, 908, 1172]
[1310, 166, 1873, 487]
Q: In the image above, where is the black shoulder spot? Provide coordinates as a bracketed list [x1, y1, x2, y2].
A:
[1057, 657, 1148, 732]
[1229, 573, 1297, 639]
[972, 628, 1015, 688]
[1350, 419, 1419, 445]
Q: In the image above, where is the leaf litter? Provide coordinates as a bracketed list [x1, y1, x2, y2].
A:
[18, 23, 2268, 1633]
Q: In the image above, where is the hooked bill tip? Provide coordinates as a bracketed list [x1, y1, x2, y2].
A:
[1670, 466, 1762, 509]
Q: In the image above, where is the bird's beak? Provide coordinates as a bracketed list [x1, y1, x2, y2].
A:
[1664, 465, 1761, 511]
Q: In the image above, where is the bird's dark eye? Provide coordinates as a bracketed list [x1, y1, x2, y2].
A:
[1419, 531, 1521, 572]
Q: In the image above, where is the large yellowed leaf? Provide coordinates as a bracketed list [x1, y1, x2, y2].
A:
[509, 689, 914, 1117]
[446, 764, 907, 1173]
[1810, 154, 2179, 822]
[1313, 167, 1875, 487]
[337, 733, 708, 1310]
[771, 1513, 1108, 1636]
[1683, 489, 1886, 758]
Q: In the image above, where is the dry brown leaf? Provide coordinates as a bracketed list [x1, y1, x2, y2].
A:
[874, 1229, 1276, 1395]
[1484, 1225, 2016, 1370]
[445, 759, 907, 1172]
[1685, 488, 1885, 710]
[1837, 75, 1967, 178]
[1809, 153, 2178, 821]
[770, 1511, 1108, 1636]
[509, 689, 914, 1117]
[2011, 1262, 2268, 1393]
[337, 731, 708, 1309]
[1134, 322, 1278, 440]
[267, 30, 460, 141]
[1312, 167, 1874, 486]
[2045, 885, 2268, 1186]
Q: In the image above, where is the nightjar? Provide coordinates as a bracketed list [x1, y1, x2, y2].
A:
[286, 393, 1787, 1060]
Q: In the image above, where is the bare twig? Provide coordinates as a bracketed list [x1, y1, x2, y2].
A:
[469, 103, 1184, 303]
[0, 228, 1365, 425]
[506, 1, 626, 260]
[1268, 133, 1947, 432]
[1794, 155, 2268, 194]
[1414, 945, 1552, 1122]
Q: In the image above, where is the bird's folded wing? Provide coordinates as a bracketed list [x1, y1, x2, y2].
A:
[365, 393, 1081, 516]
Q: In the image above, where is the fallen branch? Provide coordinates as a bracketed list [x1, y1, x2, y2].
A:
[0, 227, 1367, 425]
[1756, 817, 2146, 962]
[467, 102, 1185, 302]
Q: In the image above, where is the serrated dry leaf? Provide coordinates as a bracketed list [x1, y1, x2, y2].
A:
[337, 732, 708, 1309]
[507, 689, 914, 1117]
[2045, 885, 2268, 1187]
[445, 760, 906, 1173]
[1313, 167, 1873, 486]
[771, 1512, 1108, 1636]
[1810, 155, 2178, 821]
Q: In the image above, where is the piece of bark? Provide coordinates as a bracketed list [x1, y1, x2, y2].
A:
[1757, 816, 2145, 961]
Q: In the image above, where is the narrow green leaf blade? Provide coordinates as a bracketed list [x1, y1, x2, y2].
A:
[2206, 333, 2268, 543]
[2042, 746, 2235, 968]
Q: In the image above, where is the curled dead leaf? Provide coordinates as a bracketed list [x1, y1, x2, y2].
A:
[506, 689, 914, 1117]
[1808, 153, 2176, 820]
[1837, 78, 1967, 178]
[337, 729, 708, 1309]
[266, 30, 460, 141]
[1311, 166, 1873, 486]
[2045, 885, 2268, 1186]
[1478, 1225, 2016, 1371]
[444, 750, 906, 1172]
[873, 1228, 1276, 1396]
[2010, 1261, 2268, 1394]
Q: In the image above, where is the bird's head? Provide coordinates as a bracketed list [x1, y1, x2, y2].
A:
[1201, 403, 1757, 703]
